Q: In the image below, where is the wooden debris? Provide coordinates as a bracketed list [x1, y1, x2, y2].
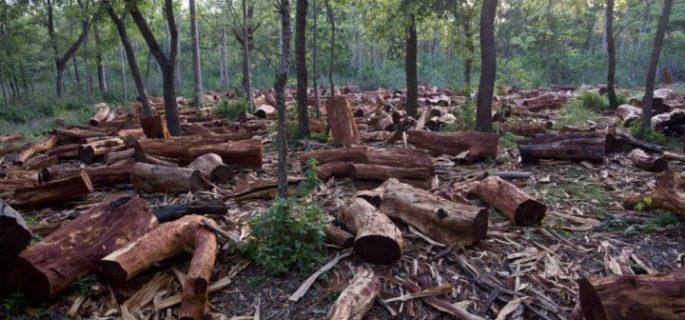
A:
[325, 268, 380, 320]
[325, 96, 360, 147]
[0, 201, 32, 259]
[16, 135, 58, 165]
[78, 137, 125, 164]
[470, 176, 547, 226]
[616, 104, 642, 126]
[153, 200, 228, 223]
[140, 115, 171, 139]
[131, 163, 205, 194]
[628, 148, 668, 172]
[11, 170, 93, 209]
[624, 171, 685, 217]
[0, 131, 22, 143]
[188, 153, 234, 184]
[325, 225, 355, 248]
[340, 198, 403, 264]
[89, 103, 111, 126]
[289, 251, 352, 302]
[519, 131, 606, 163]
[407, 130, 499, 163]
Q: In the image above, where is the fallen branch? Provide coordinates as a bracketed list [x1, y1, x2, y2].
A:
[289, 251, 353, 302]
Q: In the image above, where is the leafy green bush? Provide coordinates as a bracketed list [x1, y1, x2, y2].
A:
[556, 100, 594, 128]
[215, 99, 249, 120]
[442, 102, 475, 132]
[627, 123, 670, 145]
[578, 91, 609, 110]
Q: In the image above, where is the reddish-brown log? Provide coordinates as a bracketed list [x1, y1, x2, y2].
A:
[317, 162, 353, 180]
[40, 162, 134, 187]
[471, 176, 546, 226]
[16, 135, 58, 165]
[624, 171, 685, 218]
[78, 138, 126, 164]
[140, 115, 171, 139]
[0, 131, 22, 143]
[325, 224, 354, 248]
[47, 143, 80, 160]
[325, 268, 380, 320]
[350, 163, 432, 181]
[407, 130, 499, 163]
[628, 149, 668, 172]
[0, 201, 32, 259]
[518, 132, 606, 163]
[51, 126, 115, 142]
[131, 163, 205, 194]
[325, 96, 360, 146]
[616, 104, 642, 127]
[104, 148, 135, 164]
[188, 153, 234, 184]
[10, 171, 93, 209]
[188, 140, 263, 169]
[135, 136, 227, 162]
[300, 147, 434, 174]
[179, 225, 217, 320]
[340, 198, 403, 264]
[89, 103, 111, 126]
[22, 155, 58, 170]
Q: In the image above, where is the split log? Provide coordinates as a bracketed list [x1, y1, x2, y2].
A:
[188, 140, 263, 169]
[624, 171, 685, 218]
[0, 131, 22, 143]
[325, 268, 380, 320]
[628, 149, 668, 172]
[10, 171, 93, 209]
[616, 104, 642, 127]
[325, 96, 360, 147]
[341, 198, 403, 264]
[407, 130, 498, 163]
[518, 132, 606, 163]
[325, 225, 354, 248]
[89, 103, 111, 126]
[0, 201, 32, 259]
[578, 268, 685, 320]
[16, 135, 58, 165]
[153, 201, 228, 223]
[101, 215, 217, 320]
[131, 163, 205, 194]
[140, 115, 171, 139]
[3, 196, 157, 300]
[373, 178, 488, 247]
[78, 137, 125, 164]
[188, 153, 234, 184]
[470, 176, 546, 226]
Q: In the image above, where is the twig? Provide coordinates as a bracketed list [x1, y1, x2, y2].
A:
[289, 250, 352, 302]
[383, 284, 452, 303]
[201, 218, 240, 243]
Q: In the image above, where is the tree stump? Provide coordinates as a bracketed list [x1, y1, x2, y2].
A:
[341, 198, 403, 264]
[140, 115, 171, 139]
[325, 96, 360, 147]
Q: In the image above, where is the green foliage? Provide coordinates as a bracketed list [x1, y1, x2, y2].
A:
[296, 159, 321, 198]
[556, 99, 595, 128]
[311, 131, 333, 144]
[215, 99, 249, 120]
[546, 181, 610, 209]
[1, 292, 26, 316]
[69, 275, 97, 296]
[246, 276, 266, 288]
[442, 102, 475, 132]
[627, 123, 677, 147]
[578, 91, 609, 110]
[499, 131, 520, 149]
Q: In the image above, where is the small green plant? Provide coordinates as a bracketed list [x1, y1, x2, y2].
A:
[215, 99, 249, 120]
[69, 275, 97, 296]
[311, 131, 333, 144]
[443, 102, 475, 132]
[1, 292, 26, 316]
[627, 123, 673, 146]
[556, 100, 595, 128]
[246, 276, 266, 288]
[578, 91, 609, 110]
[499, 131, 520, 149]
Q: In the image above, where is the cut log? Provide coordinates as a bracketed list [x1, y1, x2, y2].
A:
[179, 225, 217, 320]
[350, 163, 432, 181]
[136, 136, 258, 164]
[325, 268, 380, 320]
[663, 151, 685, 163]
[325, 225, 354, 248]
[606, 128, 665, 153]
[104, 148, 135, 164]
[254, 104, 276, 119]
[89, 103, 111, 126]
[16, 135, 58, 165]
[340, 198, 403, 264]
[300, 147, 434, 173]
[651, 109, 685, 134]
[317, 162, 353, 180]
[188, 153, 234, 184]
[616, 104, 642, 127]
[47, 143, 80, 160]
[0, 131, 22, 143]
[153, 201, 228, 223]
[374, 178, 488, 247]
[0, 201, 32, 259]
[578, 268, 685, 320]
[188, 140, 263, 169]
[10, 171, 93, 209]
[325, 96, 360, 147]
[22, 155, 58, 170]
[407, 130, 498, 163]
[505, 120, 552, 137]
[131, 163, 205, 194]
[624, 171, 685, 218]
[470, 176, 546, 226]
[518, 132, 606, 163]
[140, 115, 171, 139]
[78, 137, 125, 164]
[39, 162, 133, 187]
[2, 196, 157, 300]
[52, 126, 114, 142]
[628, 149, 668, 172]
[231, 177, 300, 201]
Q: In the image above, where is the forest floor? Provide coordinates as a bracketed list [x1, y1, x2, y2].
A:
[1, 87, 685, 320]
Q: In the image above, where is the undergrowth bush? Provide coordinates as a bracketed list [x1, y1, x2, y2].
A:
[247, 159, 326, 276]
[556, 100, 594, 128]
[215, 99, 249, 120]
[442, 101, 475, 132]
[578, 91, 609, 110]
[627, 122, 673, 146]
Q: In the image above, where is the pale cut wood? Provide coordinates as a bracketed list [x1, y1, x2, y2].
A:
[89, 103, 111, 126]
[188, 153, 234, 184]
[325, 96, 360, 147]
[0, 201, 32, 259]
[179, 226, 217, 320]
[628, 148, 668, 172]
[341, 198, 403, 264]
[16, 135, 58, 165]
[131, 163, 205, 194]
[624, 171, 685, 218]
[325, 268, 380, 320]
[471, 176, 547, 226]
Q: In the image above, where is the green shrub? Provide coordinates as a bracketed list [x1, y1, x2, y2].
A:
[442, 101, 475, 132]
[627, 123, 670, 146]
[215, 99, 249, 120]
[556, 100, 594, 128]
[1, 293, 26, 316]
[578, 91, 609, 110]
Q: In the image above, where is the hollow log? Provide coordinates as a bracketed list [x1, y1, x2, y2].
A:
[375, 178, 488, 247]
[325, 225, 354, 248]
[407, 130, 498, 163]
[341, 198, 403, 264]
[188, 153, 234, 184]
[3, 196, 157, 301]
[153, 201, 228, 223]
[0, 201, 32, 259]
[624, 171, 685, 218]
[89, 103, 111, 126]
[140, 115, 171, 139]
[188, 140, 263, 169]
[254, 104, 276, 119]
[616, 104, 642, 127]
[518, 132, 606, 163]
[10, 171, 93, 209]
[79, 138, 126, 164]
[325, 268, 380, 320]
[325, 96, 360, 147]
[16, 135, 58, 165]
[131, 163, 205, 194]
[578, 268, 685, 320]
[470, 176, 546, 226]
[628, 149, 668, 172]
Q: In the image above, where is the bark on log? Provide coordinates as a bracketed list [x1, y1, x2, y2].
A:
[78, 138, 125, 164]
[0, 201, 32, 259]
[350, 163, 432, 181]
[104, 148, 134, 164]
[188, 140, 263, 169]
[325, 96, 360, 147]
[180, 226, 217, 320]
[505, 120, 552, 137]
[188, 153, 234, 184]
[22, 155, 58, 170]
[341, 198, 403, 264]
[52, 126, 114, 142]
[578, 268, 685, 320]
[616, 104, 642, 127]
[663, 151, 685, 163]
[131, 163, 205, 194]
[407, 130, 498, 163]
[3, 196, 157, 301]
[518, 132, 606, 163]
[89, 103, 111, 126]
[16, 135, 58, 165]
[624, 171, 685, 218]
[10, 171, 93, 209]
[325, 224, 354, 248]
[375, 178, 488, 247]
[153, 201, 228, 223]
[300, 147, 434, 173]
[325, 268, 380, 320]
[471, 176, 546, 226]
[47, 143, 80, 160]
[0, 131, 22, 143]
[40, 162, 133, 187]
[140, 115, 171, 139]
[628, 149, 668, 172]
[317, 162, 353, 181]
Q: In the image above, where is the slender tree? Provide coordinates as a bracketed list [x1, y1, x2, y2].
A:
[606, 0, 618, 108]
[475, 0, 497, 132]
[642, 0, 673, 130]
[189, 0, 203, 108]
[128, 0, 181, 135]
[312, 0, 320, 117]
[119, 46, 127, 100]
[275, 0, 292, 197]
[405, 13, 418, 118]
[295, 0, 309, 138]
[219, 25, 229, 89]
[94, 27, 108, 94]
[325, 0, 334, 96]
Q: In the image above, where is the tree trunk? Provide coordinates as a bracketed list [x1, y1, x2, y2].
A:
[325, 96, 360, 146]
[470, 176, 547, 226]
[0, 71, 9, 109]
[10, 170, 93, 209]
[325, 268, 380, 320]
[340, 198, 403, 265]
[518, 132, 606, 163]
[190, 0, 203, 108]
[405, 15, 418, 118]
[72, 55, 81, 85]
[242, 0, 254, 109]
[188, 153, 234, 184]
[131, 163, 205, 194]
[295, 0, 310, 138]
[628, 148, 668, 172]
[275, 0, 292, 198]
[606, 0, 618, 108]
[325, 0, 335, 96]
[16, 135, 58, 165]
[47, 0, 90, 98]
[187, 140, 263, 169]
[476, 0, 497, 132]
[219, 26, 229, 89]
[96, 28, 108, 94]
[0, 201, 32, 259]
[119, 47, 127, 100]
[312, 0, 320, 117]
[407, 130, 498, 163]
[462, 19, 475, 90]
[642, 0, 673, 129]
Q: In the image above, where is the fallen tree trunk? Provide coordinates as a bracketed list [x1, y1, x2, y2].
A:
[325, 225, 354, 248]
[372, 178, 488, 247]
[16, 135, 58, 165]
[0, 131, 22, 143]
[52, 126, 114, 142]
[470, 176, 546, 226]
[104, 148, 134, 164]
[0, 201, 32, 259]
[341, 198, 403, 264]
[188, 153, 234, 184]
[188, 140, 263, 169]
[101, 215, 217, 320]
[301, 147, 434, 173]
[578, 268, 685, 320]
[505, 120, 552, 137]
[89, 103, 111, 126]
[350, 163, 432, 181]
[22, 155, 58, 170]
[131, 163, 205, 194]
[10, 171, 94, 209]
[628, 149, 668, 172]
[2, 196, 157, 301]
[48, 143, 80, 160]
[325, 96, 360, 147]
[325, 268, 380, 320]
[518, 132, 606, 163]
[317, 162, 354, 181]
[78, 138, 126, 164]
[153, 201, 228, 223]
[616, 104, 642, 127]
[624, 171, 685, 218]
[407, 130, 498, 163]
